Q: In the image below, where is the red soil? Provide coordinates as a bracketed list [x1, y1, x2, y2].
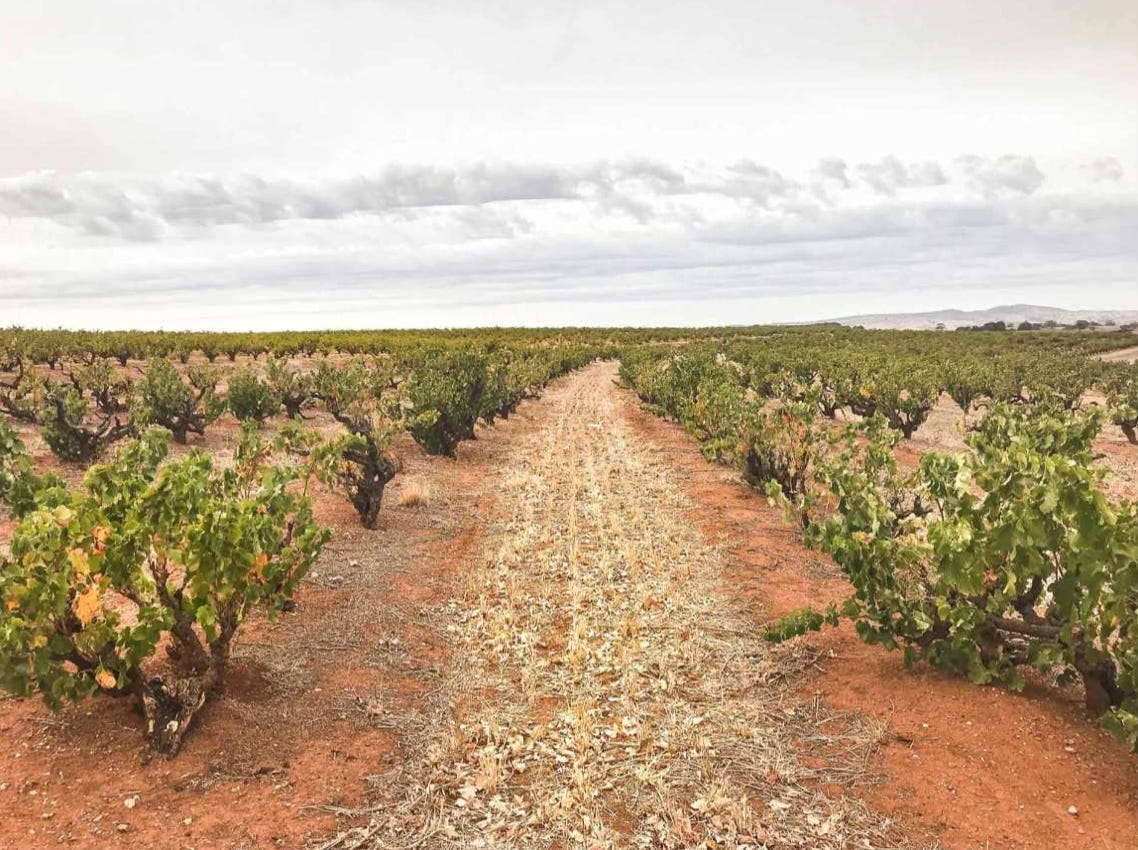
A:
[0, 399, 549, 850]
[621, 391, 1138, 850]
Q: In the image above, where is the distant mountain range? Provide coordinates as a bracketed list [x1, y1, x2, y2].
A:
[828, 304, 1138, 330]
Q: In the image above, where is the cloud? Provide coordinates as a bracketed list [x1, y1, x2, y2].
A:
[814, 157, 852, 188]
[856, 156, 947, 196]
[5, 188, 1133, 329]
[2, 175, 1134, 332]
[1082, 156, 1124, 182]
[0, 165, 586, 239]
[0, 154, 1096, 242]
[955, 154, 1045, 197]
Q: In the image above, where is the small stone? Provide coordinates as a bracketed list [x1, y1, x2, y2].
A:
[124, 796, 138, 810]
[116, 823, 129, 832]
[1068, 806, 1079, 816]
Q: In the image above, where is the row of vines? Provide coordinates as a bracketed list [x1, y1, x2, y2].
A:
[2, 323, 1136, 757]
[0, 339, 597, 753]
[619, 332, 1138, 752]
[2, 323, 1132, 369]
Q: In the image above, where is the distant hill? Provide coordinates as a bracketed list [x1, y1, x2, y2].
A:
[828, 304, 1138, 330]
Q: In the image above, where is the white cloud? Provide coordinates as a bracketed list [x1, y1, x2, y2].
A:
[856, 157, 947, 196]
[955, 155, 1046, 198]
[1, 154, 1134, 329]
[1083, 156, 1125, 182]
[814, 158, 852, 189]
[0, 154, 1092, 241]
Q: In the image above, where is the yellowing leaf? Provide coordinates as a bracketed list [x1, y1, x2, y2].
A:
[5, 596, 19, 611]
[31, 634, 48, 649]
[250, 552, 269, 582]
[73, 586, 102, 626]
[92, 526, 111, 553]
[94, 669, 117, 689]
[69, 548, 90, 579]
[53, 505, 74, 528]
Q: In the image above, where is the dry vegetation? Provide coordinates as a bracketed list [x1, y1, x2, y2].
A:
[397, 479, 432, 508]
[320, 364, 899, 850]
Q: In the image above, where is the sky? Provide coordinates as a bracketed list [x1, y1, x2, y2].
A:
[1, 0, 1136, 330]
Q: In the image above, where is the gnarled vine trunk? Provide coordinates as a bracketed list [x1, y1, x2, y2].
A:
[138, 671, 215, 756]
[138, 636, 233, 755]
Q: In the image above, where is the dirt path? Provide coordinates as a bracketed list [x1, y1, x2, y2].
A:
[1098, 345, 1138, 363]
[328, 362, 893, 849]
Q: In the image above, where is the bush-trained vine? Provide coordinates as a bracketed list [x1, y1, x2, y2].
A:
[44, 361, 136, 462]
[0, 360, 46, 424]
[0, 360, 136, 462]
[133, 358, 225, 443]
[308, 360, 430, 528]
[1106, 365, 1138, 445]
[407, 350, 489, 457]
[764, 406, 1137, 751]
[0, 424, 330, 754]
[265, 356, 316, 419]
[741, 400, 821, 529]
[225, 365, 279, 425]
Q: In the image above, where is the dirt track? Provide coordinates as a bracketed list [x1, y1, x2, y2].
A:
[326, 361, 889, 848]
[1098, 346, 1138, 363]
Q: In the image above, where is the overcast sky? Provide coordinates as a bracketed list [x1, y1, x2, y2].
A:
[1, 0, 1136, 329]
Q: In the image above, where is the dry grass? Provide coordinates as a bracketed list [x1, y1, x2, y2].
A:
[397, 478, 432, 508]
[317, 364, 910, 850]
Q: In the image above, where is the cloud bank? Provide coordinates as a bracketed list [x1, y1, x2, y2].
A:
[0, 154, 1134, 329]
[0, 154, 1098, 241]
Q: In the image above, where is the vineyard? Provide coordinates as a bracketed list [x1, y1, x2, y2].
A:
[619, 329, 1138, 752]
[0, 330, 602, 755]
[1, 324, 1137, 848]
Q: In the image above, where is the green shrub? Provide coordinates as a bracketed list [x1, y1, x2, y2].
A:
[308, 361, 429, 528]
[133, 359, 224, 443]
[0, 425, 329, 754]
[225, 365, 279, 425]
[407, 351, 488, 457]
[265, 356, 315, 419]
[768, 407, 1137, 751]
